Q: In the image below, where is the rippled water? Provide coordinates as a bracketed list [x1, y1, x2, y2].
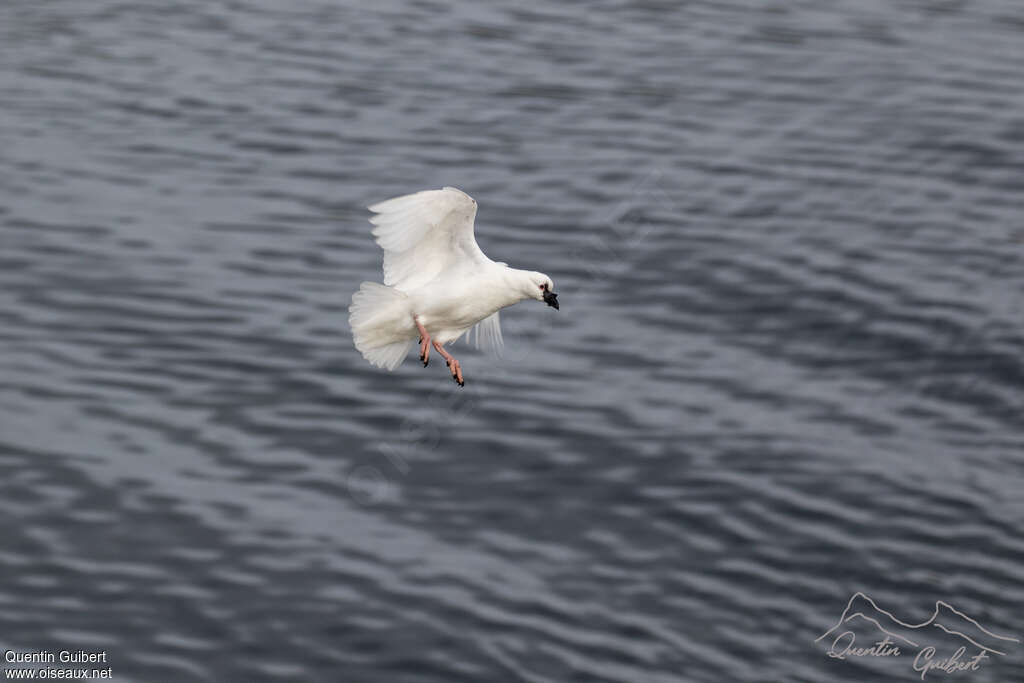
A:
[2, 1, 1023, 681]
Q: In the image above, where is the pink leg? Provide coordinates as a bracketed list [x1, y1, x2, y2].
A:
[414, 316, 430, 367]
[431, 340, 464, 387]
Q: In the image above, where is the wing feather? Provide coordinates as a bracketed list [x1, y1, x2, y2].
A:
[367, 187, 489, 291]
[465, 311, 504, 355]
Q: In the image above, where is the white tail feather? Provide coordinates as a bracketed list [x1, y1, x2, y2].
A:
[348, 282, 414, 371]
[361, 339, 414, 371]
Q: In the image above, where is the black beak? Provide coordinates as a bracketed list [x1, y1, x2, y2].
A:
[543, 290, 559, 310]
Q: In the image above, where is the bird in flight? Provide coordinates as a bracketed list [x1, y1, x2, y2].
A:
[349, 187, 559, 386]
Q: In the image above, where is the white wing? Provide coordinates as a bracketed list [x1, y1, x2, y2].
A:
[464, 311, 504, 354]
[368, 187, 490, 291]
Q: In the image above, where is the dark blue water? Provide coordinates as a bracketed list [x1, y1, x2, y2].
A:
[2, 1, 1023, 681]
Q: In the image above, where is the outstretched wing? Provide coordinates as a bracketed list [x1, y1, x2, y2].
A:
[368, 187, 489, 291]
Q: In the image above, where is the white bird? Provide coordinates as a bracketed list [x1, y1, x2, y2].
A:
[349, 187, 559, 386]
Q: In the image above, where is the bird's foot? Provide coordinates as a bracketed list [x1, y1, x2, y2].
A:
[446, 358, 464, 387]
[432, 340, 464, 387]
[414, 317, 431, 367]
[419, 337, 430, 366]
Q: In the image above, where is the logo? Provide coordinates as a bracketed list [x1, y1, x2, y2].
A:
[816, 592, 1019, 679]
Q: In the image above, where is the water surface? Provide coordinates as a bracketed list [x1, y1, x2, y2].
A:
[1, 1, 1023, 681]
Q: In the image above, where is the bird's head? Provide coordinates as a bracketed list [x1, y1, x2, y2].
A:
[526, 271, 559, 310]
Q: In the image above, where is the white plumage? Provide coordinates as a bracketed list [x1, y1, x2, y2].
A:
[349, 187, 558, 384]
